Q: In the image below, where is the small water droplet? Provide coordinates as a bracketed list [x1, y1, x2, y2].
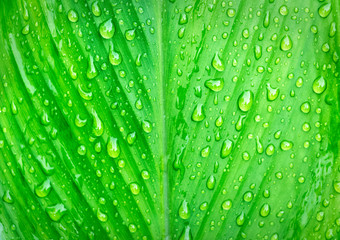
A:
[260, 203, 270, 217]
[236, 212, 245, 226]
[267, 84, 279, 101]
[142, 120, 152, 133]
[222, 200, 232, 210]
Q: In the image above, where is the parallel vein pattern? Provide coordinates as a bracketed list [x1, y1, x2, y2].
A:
[0, 0, 339, 239]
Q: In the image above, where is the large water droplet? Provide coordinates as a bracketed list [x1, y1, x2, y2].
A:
[99, 18, 115, 39]
[280, 35, 293, 51]
[267, 84, 279, 101]
[107, 137, 120, 158]
[312, 76, 327, 94]
[318, 3, 332, 18]
[260, 203, 270, 217]
[35, 179, 52, 198]
[179, 200, 190, 219]
[191, 104, 205, 122]
[46, 204, 67, 222]
[92, 110, 104, 137]
[87, 55, 98, 79]
[206, 175, 216, 190]
[238, 90, 254, 112]
[109, 43, 122, 66]
[222, 200, 232, 210]
[67, 10, 78, 23]
[221, 139, 233, 158]
[236, 212, 245, 226]
[212, 52, 225, 72]
[204, 78, 224, 92]
[280, 140, 293, 151]
[97, 208, 108, 222]
[2, 190, 14, 204]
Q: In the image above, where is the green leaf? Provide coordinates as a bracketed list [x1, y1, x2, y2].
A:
[0, 0, 339, 239]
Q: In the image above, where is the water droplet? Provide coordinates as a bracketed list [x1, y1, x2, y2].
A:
[142, 120, 152, 133]
[35, 179, 52, 198]
[67, 10, 78, 23]
[179, 225, 193, 240]
[256, 136, 264, 154]
[243, 191, 253, 202]
[280, 35, 293, 51]
[91, 1, 101, 17]
[221, 139, 233, 158]
[333, 180, 340, 193]
[109, 43, 122, 66]
[201, 146, 211, 158]
[222, 200, 232, 210]
[329, 22, 336, 37]
[135, 98, 143, 110]
[99, 18, 115, 39]
[279, 5, 288, 15]
[178, 13, 188, 25]
[179, 200, 190, 219]
[125, 29, 136, 41]
[254, 45, 262, 60]
[75, 114, 87, 128]
[266, 144, 275, 156]
[236, 212, 245, 226]
[191, 104, 205, 122]
[2, 190, 14, 204]
[107, 137, 120, 158]
[280, 140, 293, 151]
[312, 76, 327, 94]
[211, 52, 225, 72]
[215, 116, 223, 127]
[78, 85, 93, 100]
[318, 3, 332, 18]
[204, 78, 224, 92]
[11, 101, 18, 115]
[46, 203, 67, 222]
[260, 203, 270, 217]
[127, 132, 137, 145]
[87, 55, 98, 79]
[267, 84, 279, 101]
[128, 224, 137, 233]
[238, 90, 254, 112]
[77, 145, 86, 156]
[21, 24, 30, 35]
[235, 115, 246, 131]
[300, 101, 311, 113]
[130, 183, 140, 195]
[36, 155, 55, 175]
[91, 110, 103, 137]
[200, 202, 208, 211]
[69, 65, 77, 79]
[178, 27, 185, 39]
[206, 175, 216, 190]
[263, 11, 270, 27]
[97, 208, 108, 222]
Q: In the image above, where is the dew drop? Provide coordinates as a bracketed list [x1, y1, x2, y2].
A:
[204, 78, 224, 92]
[238, 90, 254, 112]
[318, 3, 332, 18]
[206, 175, 216, 190]
[107, 137, 120, 158]
[312, 76, 327, 94]
[87, 55, 98, 79]
[211, 52, 225, 72]
[179, 200, 190, 220]
[35, 179, 52, 198]
[222, 200, 232, 210]
[191, 104, 205, 122]
[280, 35, 293, 51]
[99, 18, 115, 39]
[221, 139, 233, 158]
[260, 203, 270, 217]
[46, 204, 67, 222]
[67, 10, 78, 23]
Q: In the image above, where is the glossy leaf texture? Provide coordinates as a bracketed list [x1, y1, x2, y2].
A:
[0, 0, 339, 239]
